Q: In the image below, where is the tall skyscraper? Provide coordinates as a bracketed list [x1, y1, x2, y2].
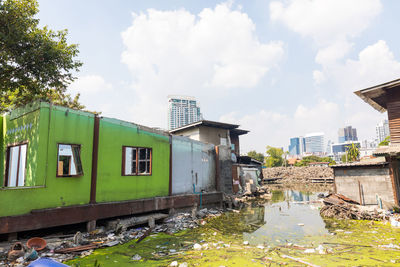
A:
[376, 119, 390, 143]
[288, 136, 305, 156]
[338, 126, 358, 143]
[168, 95, 202, 130]
[305, 133, 324, 154]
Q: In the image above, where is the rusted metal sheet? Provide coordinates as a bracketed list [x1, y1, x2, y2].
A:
[0, 192, 222, 234]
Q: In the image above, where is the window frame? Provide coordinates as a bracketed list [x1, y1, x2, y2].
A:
[56, 143, 84, 178]
[4, 141, 29, 188]
[122, 146, 152, 176]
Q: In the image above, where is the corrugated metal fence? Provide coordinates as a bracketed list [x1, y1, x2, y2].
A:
[171, 136, 216, 195]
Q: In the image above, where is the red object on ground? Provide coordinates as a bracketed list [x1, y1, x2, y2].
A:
[27, 237, 47, 251]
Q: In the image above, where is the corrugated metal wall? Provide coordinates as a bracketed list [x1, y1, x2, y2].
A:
[171, 136, 216, 194]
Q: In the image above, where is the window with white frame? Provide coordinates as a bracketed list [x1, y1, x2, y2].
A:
[57, 144, 83, 177]
[123, 147, 152, 175]
[5, 143, 28, 187]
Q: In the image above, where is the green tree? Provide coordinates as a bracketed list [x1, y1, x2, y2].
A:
[247, 150, 264, 163]
[294, 155, 336, 166]
[379, 136, 390, 146]
[264, 146, 284, 167]
[0, 0, 83, 112]
[341, 154, 348, 163]
[346, 143, 360, 162]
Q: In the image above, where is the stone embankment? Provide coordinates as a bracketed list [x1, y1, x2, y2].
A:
[263, 166, 333, 182]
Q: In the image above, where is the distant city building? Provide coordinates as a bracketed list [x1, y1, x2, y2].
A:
[305, 133, 324, 154]
[332, 141, 360, 154]
[376, 119, 390, 143]
[168, 95, 202, 130]
[361, 139, 377, 149]
[338, 126, 358, 143]
[288, 136, 305, 156]
[326, 140, 332, 154]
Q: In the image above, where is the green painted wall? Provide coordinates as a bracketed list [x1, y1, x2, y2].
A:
[0, 115, 3, 186]
[96, 118, 170, 202]
[0, 103, 95, 217]
[0, 102, 171, 217]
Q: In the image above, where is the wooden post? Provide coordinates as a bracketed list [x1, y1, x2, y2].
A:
[358, 180, 363, 205]
[215, 146, 220, 192]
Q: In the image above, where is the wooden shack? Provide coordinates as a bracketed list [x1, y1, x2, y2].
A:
[354, 79, 400, 205]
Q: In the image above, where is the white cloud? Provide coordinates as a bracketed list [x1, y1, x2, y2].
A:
[120, 2, 285, 127]
[270, 0, 383, 85]
[327, 40, 400, 92]
[68, 75, 115, 114]
[69, 75, 113, 94]
[219, 99, 340, 153]
[315, 40, 353, 66]
[270, 0, 382, 46]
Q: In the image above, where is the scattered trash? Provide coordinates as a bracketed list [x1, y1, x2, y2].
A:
[193, 244, 202, 250]
[27, 237, 47, 251]
[390, 217, 400, 227]
[170, 261, 178, 266]
[131, 254, 142, 261]
[73, 232, 83, 245]
[8, 242, 25, 261]
[304, 248, 315, 253]
[243, 241, 249, 245]
[24, 249, 39, 261]
[282, 254, 320, 267]
[379, 243, 400, 249]
[27, 257, 70, 266]
[103, 240, 119, 247]
[54, 244, 99, 254]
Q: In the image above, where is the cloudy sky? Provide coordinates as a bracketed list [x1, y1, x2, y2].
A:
[37, 0, 400, 153]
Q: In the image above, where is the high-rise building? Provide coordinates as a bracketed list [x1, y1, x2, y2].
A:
[376, 119, 390, 143]
[305, 132, 324, 154]
[288, 136, 305, 156]
[168, 95, 202, 130]
[338, 126, 358, 143]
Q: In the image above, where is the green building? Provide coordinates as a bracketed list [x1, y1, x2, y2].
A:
[0, 102, 174, 235]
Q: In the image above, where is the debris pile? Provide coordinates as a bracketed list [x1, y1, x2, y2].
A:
[320, 193, 389, 220]
[0, 208, 223, 266]
[263, 166, 333, 182]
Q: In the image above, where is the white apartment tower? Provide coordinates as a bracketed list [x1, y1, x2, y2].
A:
[168, 95, 202, 130]
[376, 119, 390, 143]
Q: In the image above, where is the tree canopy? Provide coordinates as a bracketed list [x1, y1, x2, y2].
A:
[0, 0, 84, 112]
[294, 155, 336, 166]
[264, 146, 284, 167]
[379, 136, 390, 147]
[346, 143, 360, 162]
[247, 150, 264, 163]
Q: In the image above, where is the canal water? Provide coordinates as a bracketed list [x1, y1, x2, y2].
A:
[68, 190, 400, 266]
[244, 190, 328, 246]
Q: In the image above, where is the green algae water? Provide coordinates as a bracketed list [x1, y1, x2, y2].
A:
[67, 190, 400, 266]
